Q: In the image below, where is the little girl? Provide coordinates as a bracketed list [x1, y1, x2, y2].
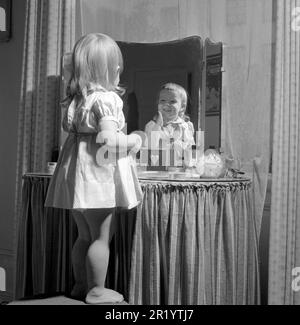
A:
[45, 33, 142, 304]
[145, 83, 195, 166]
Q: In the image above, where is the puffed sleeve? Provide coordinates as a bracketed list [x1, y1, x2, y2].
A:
[91, 91, 125, 131]
[145, 120, 160, 134]
[62, 99, 76, 132]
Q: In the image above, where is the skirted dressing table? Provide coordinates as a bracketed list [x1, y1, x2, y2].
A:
[15, 172, 260, 305]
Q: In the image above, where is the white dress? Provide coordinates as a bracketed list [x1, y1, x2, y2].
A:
[144, 116, 195, 149]
[144, 117, 195, 167]
[45, 86, 143, 210]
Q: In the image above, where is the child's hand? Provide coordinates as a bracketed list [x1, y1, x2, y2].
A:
[128, 133, 142, 154]
[155, 111, 164, 127]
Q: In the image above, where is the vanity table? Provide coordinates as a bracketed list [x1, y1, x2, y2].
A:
[15, 172, 259, 305]
[130, 174, 259, 305]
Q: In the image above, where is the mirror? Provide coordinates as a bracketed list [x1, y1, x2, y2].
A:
[117, 36, 203, 135]
[59, 36, 223, 151]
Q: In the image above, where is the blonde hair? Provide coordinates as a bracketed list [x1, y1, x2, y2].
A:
[63, 33, 124, 105]
[159, 83, 190, 121]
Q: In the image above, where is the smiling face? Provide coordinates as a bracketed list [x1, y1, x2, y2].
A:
[158, 89, 184, 124]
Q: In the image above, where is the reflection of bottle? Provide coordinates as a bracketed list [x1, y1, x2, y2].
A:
[188, 145, 197, 168]
[51, 147, 59, 162]
[195, 154, 205, 176]
[194, 138, 205, 175]
[218, 147, 227, 177]
[47, 162, 57, 174]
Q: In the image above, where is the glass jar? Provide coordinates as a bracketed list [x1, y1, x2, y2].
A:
[197, 147, 225, 178]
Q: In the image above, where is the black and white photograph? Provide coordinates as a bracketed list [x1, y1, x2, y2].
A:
[0, 0, 299, 314]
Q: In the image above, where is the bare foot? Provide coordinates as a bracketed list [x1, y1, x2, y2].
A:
[85, 287, 124, 304]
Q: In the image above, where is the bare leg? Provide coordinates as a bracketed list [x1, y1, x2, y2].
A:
[83, 208, 123, 304]
[71, 209, 91, 299]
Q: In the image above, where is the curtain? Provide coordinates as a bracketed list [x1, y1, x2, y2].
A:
[79, 0, 273, 234]
[14, 0, 76, 296]
[268, 0, 300, 305]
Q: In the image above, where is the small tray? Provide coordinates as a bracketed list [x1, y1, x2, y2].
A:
[24, 172, 53, 177]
